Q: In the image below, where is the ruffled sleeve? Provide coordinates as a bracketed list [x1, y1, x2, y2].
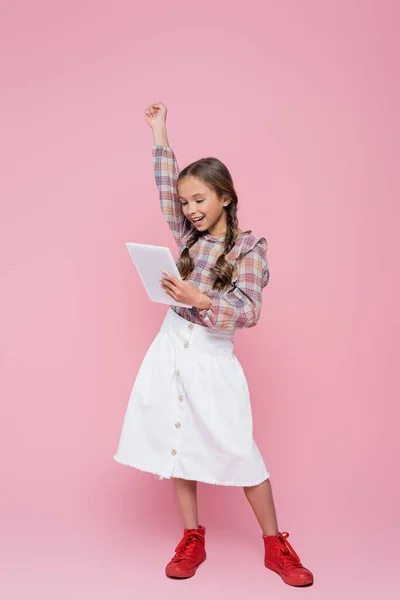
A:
[197, 232, 270, 330]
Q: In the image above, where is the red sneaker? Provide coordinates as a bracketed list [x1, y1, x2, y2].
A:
[165, 525, 207, 579]
[263, 531, 314, 586]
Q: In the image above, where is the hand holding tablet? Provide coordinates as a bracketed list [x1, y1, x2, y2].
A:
[126, 242, 193, 308]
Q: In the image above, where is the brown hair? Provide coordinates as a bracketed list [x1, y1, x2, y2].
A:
[177, 157, 244, 291]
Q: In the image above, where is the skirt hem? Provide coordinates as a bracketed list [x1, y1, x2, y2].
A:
[113, 454, 270, 487]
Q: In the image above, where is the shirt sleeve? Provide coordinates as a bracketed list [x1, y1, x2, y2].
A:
[197, 237, 270, 330]
[152, 145, 194, 248]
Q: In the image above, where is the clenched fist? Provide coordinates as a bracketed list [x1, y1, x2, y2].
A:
[145, 102, 167, 129]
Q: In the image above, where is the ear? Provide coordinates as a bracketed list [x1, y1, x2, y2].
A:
[222, 195, 231, 207]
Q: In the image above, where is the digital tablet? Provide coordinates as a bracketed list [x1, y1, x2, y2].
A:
[125, 242, 193, 309]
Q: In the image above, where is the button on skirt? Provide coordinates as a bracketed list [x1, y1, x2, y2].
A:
[113, 308, 269, 486]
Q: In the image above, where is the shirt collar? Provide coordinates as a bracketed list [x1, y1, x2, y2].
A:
[204, 232, 225, 242]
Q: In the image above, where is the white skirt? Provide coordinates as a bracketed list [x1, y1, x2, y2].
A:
[113, 308, 269, 486]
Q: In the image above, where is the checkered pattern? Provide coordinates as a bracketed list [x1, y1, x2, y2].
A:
[153, 145, 270, 331]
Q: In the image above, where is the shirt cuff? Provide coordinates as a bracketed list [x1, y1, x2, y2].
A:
[152, 145, 172, 151]
[197, 290, 219, 324]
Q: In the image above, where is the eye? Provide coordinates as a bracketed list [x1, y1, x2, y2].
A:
[196, 199, 204, 203]
[181, 201, 188, 206]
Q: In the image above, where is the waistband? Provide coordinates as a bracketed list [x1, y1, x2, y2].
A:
[160, 307, 234, 355]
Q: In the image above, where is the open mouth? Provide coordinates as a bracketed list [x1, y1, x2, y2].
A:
[192, 216, 205, 225]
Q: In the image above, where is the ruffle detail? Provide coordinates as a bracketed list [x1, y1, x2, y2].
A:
[227, 231, 267, 261]
[226, 231, 267, 282]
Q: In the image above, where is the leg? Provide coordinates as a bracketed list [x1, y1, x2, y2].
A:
[166, 478, 206, 579]
[243, 478, 279, 536]
[172, 477, 199, 530]
[245, 479, 314, 586]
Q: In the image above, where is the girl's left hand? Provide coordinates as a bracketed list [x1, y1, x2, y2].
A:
[160, 272, 211, 310]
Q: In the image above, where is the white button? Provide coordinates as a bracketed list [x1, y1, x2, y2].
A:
[175, 422, 181, 429]
[188, 323, 194, 330]
[176, 370, 180, 377]
[183, 341, 189, 348]
[178, 395, 183, 402]
[171, 449, 177, 456]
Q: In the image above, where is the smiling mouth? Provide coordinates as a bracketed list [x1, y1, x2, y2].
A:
[192, 216, 205, 224]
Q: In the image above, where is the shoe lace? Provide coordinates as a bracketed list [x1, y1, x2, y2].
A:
[172, 531, 204, 563]
[276, 532, 303, 571]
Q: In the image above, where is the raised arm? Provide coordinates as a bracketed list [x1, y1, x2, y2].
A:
[145, 102, 193, 248]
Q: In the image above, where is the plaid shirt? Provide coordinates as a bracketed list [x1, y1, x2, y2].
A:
[153, 145, 270, 331]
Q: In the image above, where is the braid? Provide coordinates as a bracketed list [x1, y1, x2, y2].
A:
[210, 202, 239, 291]
[177, 228, 202, 280]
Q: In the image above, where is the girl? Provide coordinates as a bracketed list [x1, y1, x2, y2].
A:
[114, 102, 313, 587]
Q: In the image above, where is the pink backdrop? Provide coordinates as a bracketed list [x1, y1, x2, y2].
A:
[1, 1, 399, 598]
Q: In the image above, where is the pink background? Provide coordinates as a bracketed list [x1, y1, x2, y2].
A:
[1, 0, 399, 598]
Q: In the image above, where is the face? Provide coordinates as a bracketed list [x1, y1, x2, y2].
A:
[177, 176, 231, 236]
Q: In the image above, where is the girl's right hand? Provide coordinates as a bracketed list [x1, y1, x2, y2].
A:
[145, 102, 167, 128]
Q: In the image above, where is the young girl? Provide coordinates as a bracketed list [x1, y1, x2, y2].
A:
[114, 102, 313, 587]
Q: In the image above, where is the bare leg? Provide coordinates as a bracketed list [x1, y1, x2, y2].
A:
[172, 478, 199, 530]
[243, 479, 279, 536]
